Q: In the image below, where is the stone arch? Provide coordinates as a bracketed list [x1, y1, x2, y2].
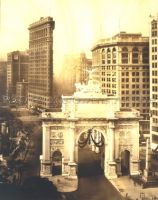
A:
[75, 127, 107, 145]
[51, 149, 62, 176]
[75, 127, 109, 175]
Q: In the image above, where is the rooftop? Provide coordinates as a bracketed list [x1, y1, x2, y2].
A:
[92, 32, 149, 50]
[28, 16, 54, 29]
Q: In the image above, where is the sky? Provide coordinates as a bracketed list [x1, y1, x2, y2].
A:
[0, 0, 158, 69]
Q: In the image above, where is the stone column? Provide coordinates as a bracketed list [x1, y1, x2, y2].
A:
[43, 125, 50, 161]
[41, 125, 51, 176]
[1, 122, 6, 134]
[109, 122, 115, 161]
[107, 121, 117, 179]
[69, 122, 75, 162]
[91, 130, 95, 151]
[95, 131, 100, 153]
[143, 138, 153, 182]
[68, 122, 77, 178]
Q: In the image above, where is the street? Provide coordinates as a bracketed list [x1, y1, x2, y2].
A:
[64, 146, 123, 200]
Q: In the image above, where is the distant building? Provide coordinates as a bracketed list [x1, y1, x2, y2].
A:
[28, 17, 55, 110]
[7, 51, 29, 99]
[150, 18, 158, 149]
[16, 81, 28, 105]
[0, 61, 7, 101]
[60, 53, 92, 95]
[91, 32, 150, 138]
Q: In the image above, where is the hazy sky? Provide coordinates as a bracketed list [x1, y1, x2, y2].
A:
[0, 0, 158, 68]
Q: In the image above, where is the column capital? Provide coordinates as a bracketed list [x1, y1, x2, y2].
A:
[69, 122, 75, 129]
[108, 121, 115, 129]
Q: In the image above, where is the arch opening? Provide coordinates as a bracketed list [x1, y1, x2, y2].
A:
[51, 150, 62, 176]
[77, 129, 105, 177]
[121, 150, 130, 175]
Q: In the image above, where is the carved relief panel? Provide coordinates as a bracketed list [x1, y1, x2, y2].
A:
[50, 126, 64, 152]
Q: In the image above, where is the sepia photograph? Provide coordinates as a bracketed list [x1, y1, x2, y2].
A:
[0, 0, 158, 199]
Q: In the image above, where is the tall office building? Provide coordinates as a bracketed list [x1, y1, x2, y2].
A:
[92, 32, 150, 138]
[28, 17, 55, 109]
[150, 18, 158, 149]
[0, 61, 7, 101]
[7, 51, 29, 98]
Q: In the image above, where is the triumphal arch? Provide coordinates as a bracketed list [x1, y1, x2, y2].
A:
[40, 78, 140, 179]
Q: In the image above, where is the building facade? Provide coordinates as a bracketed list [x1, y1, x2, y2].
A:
[0, 61, 7, 102]
[91, 32, 150, 138]
[28, 17, 55, 109]
[60, 53, 92, 95]
[16, 81, 28, 105]
[150, 18, 158, 149]
[7, 51, 29, 99]
[40, 76, 140, 179]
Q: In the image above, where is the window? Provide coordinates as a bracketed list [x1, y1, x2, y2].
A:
[121, 47, 128, 64]
[112, 48, 116, 64]
[132, 47, 139, 63]
[102, 49, 105, 64]
[152, 20, 157, 29]
[107, 48, 111, 64]
[142, 47, 149, 64]
[152, 30, 157, 37]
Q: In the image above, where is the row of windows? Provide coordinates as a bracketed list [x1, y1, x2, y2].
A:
[99, 96, 150, 103]
[121, 78, 149, 82]
[101, 47, 148, 64]
[102, 66, 116, 70]
[121, 72, 149, 76]
[105, 84, 117, 88]
[121, 66, 149, 70]
[122, 72, 149, 76]
[102, 89, 116, 94]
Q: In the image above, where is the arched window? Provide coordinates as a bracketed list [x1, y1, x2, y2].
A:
[121, 47, 128, 64]
[107, 48, 111, 64]
[112, 48, 116, 64]
[132, 47, 139, 63]
[52, 150, 62, 175]
[101, 49, 105, 64]
[151, 20, 157, 37]
[142, 47, 149, 64]
[121, 150, 130, 175]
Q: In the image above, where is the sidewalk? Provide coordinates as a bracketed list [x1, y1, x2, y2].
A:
[48, 175, 78, 193]
[110, 176, 158, 200]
